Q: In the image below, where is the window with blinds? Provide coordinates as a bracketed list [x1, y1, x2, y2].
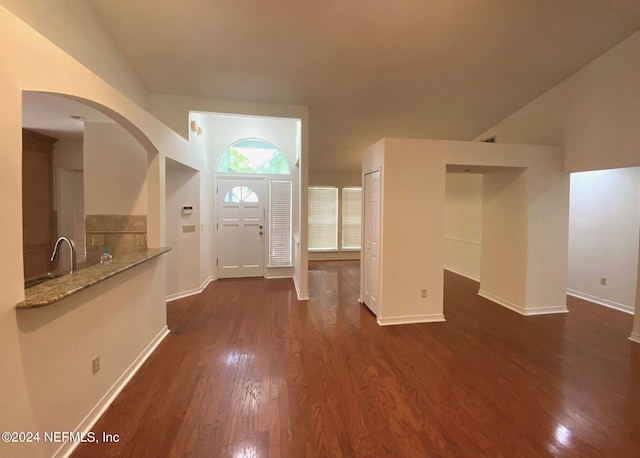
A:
[308, 187, 338, 251]
[269, 181, 292, 266]
[342, 187, 362, 250]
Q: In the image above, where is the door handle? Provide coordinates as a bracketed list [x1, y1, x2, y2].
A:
[259, 232, 263, 235]
[259, 225, 263, 229]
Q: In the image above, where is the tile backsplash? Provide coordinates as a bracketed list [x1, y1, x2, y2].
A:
[85, 215, 147, 264]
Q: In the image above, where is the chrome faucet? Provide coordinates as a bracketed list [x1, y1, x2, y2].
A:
[51, 236, 77, 274]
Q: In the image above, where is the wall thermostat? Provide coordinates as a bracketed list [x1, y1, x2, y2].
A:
[182, 206, 193, 215]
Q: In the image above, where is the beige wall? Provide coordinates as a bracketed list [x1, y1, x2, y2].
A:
[165, 160, 201, 298]
[0, 0, 148, 107]
[362, 138, 568, 324]
[0, 6, 191, 457]
[205, 113, 300, 279]
[188, 112, 213, 287]
[84, 122, 148, 215]
[150, 93, 310, 299]
[444, 173, 483, 281]
[633, 237, 640, 342]
[480, 169, 528, 308]
[476, 31, 640, 173]
[16, 259, 166, 457]
[446, 141, 569, 315]
[380, 139, 446, 323]
[476, 32, 639, 338]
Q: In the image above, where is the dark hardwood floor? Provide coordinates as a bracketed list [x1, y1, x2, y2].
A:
[73, 261, 640, 457]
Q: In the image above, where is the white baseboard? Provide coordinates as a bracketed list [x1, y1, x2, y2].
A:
[522, 305, 569, 316]
[377, 314, 446, 326]
[54, 326, 170, 458]
[478, 290, 568, 316]
[166, 276, 214, 302]
[629, 332, 640, 344]
[478, 290, 525, 314]
[293, 274, 309, 301]
[444, 266, 480, 282]
[567, 289, 634, 315]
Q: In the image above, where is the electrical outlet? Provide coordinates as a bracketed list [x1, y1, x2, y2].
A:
[421, 289, 427, 298]
[92, 357, 100, 375]
[92, 234, 105, 246]
[600, 277, 607, 286]
[136, 234, 145, 246]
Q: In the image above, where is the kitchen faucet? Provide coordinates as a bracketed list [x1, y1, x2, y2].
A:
[50, 236, 77, 274]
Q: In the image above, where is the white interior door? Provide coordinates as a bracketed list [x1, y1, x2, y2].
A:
[363, 170, 381, 315]
[217, 178, 266, 278]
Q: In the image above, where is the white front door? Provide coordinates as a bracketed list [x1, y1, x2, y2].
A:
[217, 178, 266, 278]
[363, 170, 381, 315]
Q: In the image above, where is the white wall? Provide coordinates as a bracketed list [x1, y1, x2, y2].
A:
[568, 167, 640, 313]
[362, 139, 568, 324]
[476, 31, 640, 173]
[149, 93, 310, 299]
[188, 112, 213, 288]
[166, 160, 201, 298]
[633, 249, 640, 343]
[475, 30, 640, 340]
[444, 173, 482, 281]
[380, 139, 446, 324]
[84, 122, 148, 215]
[15, 258, 166, 458]
[480, 169, 528, 308]
[309, 172, 362, 261]
[0, 6, 191, 456]
[205, 113, 301, 279]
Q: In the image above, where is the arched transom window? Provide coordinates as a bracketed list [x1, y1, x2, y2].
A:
[216, 138, 289, 174]
[224, 186, 259, 203]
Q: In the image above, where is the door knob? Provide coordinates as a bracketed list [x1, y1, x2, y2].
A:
[259, 225, 263, 229]
[259, 232, 263, 235]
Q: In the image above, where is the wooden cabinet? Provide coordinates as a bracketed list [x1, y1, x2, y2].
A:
[22, 129, 57, 279]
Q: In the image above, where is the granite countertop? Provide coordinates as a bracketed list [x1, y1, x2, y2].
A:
[17, 247, 171, 309]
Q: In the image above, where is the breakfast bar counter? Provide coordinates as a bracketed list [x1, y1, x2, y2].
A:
[17, 247, 171, 309]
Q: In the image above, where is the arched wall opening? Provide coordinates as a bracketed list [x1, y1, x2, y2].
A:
[21, 91, 160, 279]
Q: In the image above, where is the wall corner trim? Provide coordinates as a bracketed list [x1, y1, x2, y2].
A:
[377, 314, 446, 326]
[478, 290, 568, 316]
[166, 276, 214, 302]
[444, 266, 480, 282]
[293, 275, 310, 301]
[478, 290, 526, 314]
[54, 326, 170, 458]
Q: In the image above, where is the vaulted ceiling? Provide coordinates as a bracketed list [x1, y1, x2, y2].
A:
[8, 1, 640, 172]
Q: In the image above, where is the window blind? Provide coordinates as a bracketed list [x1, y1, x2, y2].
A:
[308, 187, 338, 251]
[342, 187, 362, 250]
[269, 181, 292, 266]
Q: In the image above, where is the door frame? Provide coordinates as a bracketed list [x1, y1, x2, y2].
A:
[360, 167, 382, 316]
[215, 175, 268, 278]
